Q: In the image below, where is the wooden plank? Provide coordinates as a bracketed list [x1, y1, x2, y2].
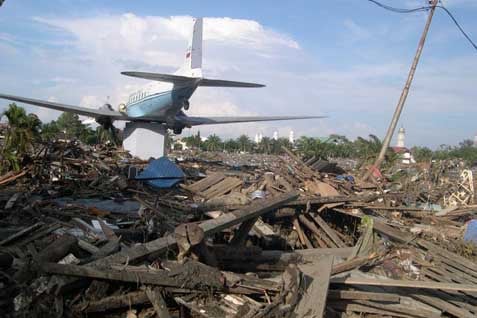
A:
[330, 276, 477, 293]
[328, 302, 416, 318]
[16, 223, 63, 247]
[281, 146, 320, 177]
[41, 261, 224, 291]
[409, 291, 475, 318]
[354, 299, 438, 318]
[298, 214, 333, 248]
[229, 217, 258, 246]
[327, 289, 399, 302]
[94, 192, 298, 266]
[202, 177, 242, 199]
[146, 287, 171, 318]
[331, 255, 376, 275]
[74, 291, 149, 313]
[0, 223, 44, 246]
[417, 239, 477, 273]
[311, 213, 346, 247]
[294, 255, 333, 318]
[185, 173, 225, 193]
[293, 218, 314, 249]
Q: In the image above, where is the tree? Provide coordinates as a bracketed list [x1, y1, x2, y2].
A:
[41, 121, 60, 141]
[56, 112, 86, 140]
[204, 134, 222, 151]
[223, 139, 239, 152]
[297, 136, 315, 158]
[270, 137, 292, 155]
[258, 137, 272, 154]
[237, 134, 252, 152]
[182, 133, 202, 149]
[411, 146, 433, 162]
[1, 103, 42, 171]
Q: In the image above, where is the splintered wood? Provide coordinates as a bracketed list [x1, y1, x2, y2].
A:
[2, 143, 477, 318]
[183, 173, 243, 199]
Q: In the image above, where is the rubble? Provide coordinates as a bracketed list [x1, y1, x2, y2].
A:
[1, 140, 477, 317]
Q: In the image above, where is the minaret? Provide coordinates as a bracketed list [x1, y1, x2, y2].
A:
[273, 131, 279, 141]
[289, 130, 295, 144]
[258, 132, 263, 143]
[397, 127, 405, 148]
[254, 133, 260, 144]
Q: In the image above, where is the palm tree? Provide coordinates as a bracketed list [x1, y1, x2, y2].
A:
[258, 137, 272, 154]
[224, 139, 239, 152]
[297, 136, 315, 158]
[1, 103, 42, 171]
[237, 134, 252, 152]
[205, 134, 222, 151]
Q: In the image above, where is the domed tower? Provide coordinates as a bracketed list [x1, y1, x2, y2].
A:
[397, 127, 405, 148]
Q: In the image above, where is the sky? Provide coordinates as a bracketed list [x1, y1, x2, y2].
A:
[0, 0, 476, 148]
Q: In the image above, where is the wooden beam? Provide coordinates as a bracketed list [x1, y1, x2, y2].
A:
[229, 217, 258, 246]
[298, 214, 332, 248]
[330, 276, 477, 293]
[311, 214, 346, 248]
[294, 255, 333, 317]
[327, 290, 400, 302]
[93, 192, 298, 266]
[0, 223, 43, 246]
[41, 261, 224, 291]
[331, 255, 376, 275]
[146, 287, 171, 318]
[293, 218, 314, 249]
[73, 291, 149, 313]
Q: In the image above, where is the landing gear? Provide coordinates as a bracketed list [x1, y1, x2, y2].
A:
[183, 100, 190, 111]
[173, 127, 183, 135]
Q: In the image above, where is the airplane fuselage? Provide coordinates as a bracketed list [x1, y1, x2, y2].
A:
[125, 81, 198, 119]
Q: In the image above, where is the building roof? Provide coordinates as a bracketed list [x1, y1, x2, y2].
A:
[391, 146, 409, 154]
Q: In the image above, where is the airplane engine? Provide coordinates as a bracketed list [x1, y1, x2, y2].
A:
[94, 103, 119, 142]
[166, 116, 186, 135]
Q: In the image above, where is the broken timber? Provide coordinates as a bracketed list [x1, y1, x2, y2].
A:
[94, 192, 299, 266]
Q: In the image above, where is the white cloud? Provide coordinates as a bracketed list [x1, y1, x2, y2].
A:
[2, 13, 474, 148]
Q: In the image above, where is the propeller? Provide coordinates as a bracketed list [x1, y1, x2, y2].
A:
[95, 104, 118, 144]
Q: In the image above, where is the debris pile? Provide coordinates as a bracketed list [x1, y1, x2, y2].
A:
[1, 141, 477, 317]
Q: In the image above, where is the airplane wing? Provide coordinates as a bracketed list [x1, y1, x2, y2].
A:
[0, 93, 127, 119]
[178, 115, 326, 126]
[199, 79, 264, 88]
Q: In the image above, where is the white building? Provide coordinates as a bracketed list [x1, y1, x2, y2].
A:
[273, 131, 279, 141]
[397, 127, 405, 148]
[289, 130, 295, 144]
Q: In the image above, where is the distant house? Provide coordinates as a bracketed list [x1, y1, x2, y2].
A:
[391, 146, 415, 165]
[173, 138, 189, 151]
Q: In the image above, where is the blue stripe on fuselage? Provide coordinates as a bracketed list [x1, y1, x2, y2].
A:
[126, 85, 196, 118]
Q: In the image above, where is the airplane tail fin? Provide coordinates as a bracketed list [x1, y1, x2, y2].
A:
[176, 17, 203, 78]
[122, 17, 264, 88]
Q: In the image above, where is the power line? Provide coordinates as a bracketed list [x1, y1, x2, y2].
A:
[367, 0, 477, 52]
[367, 0, 431, 13]
[438, 5, 477, 51]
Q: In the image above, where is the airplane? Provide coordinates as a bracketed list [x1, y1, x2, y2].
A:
[0, 17, 324, 135]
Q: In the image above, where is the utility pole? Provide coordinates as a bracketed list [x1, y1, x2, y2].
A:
[363, 0, 438, 181]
